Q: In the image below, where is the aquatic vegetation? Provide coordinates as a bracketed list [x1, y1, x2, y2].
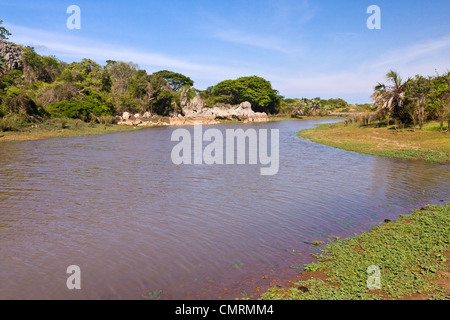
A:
[142, 290, 163, 300]
[228, 263, 244, 270]
[260, 203, 450, 300]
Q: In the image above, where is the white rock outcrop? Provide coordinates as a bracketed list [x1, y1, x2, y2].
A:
[0, 41, 23, 70]
[180, 95, 269, 123]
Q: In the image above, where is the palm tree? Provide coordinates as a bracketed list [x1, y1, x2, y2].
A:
[372, 70, 408, 126]
[310, 98, 321, 114]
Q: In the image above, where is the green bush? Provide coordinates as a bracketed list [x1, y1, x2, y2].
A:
[1, 92, 39, 115]
[0, 113, 29, 131]
[46, 90, 113, 119]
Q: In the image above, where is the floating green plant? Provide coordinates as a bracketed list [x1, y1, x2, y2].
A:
[142, 290, 163, 300]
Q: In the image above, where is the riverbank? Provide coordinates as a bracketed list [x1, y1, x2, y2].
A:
[299, 121, 450, 163]
[269, 114, 348, 122]
[0, 115, 346, 143]
[0, 118, 143, 142]
[259, 203, 450, 300]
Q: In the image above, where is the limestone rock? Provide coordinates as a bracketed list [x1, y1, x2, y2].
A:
[182, 95, 206, 117]
[180, 95, 269, 123]
[122, 112, 130, 120]
[0, 41, 24, 70]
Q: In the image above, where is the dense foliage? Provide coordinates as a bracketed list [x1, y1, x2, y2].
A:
[205, 76, 282, 114]
[1, 23, 370, 133]
[152, 70, 194, 92]
[2, 21, 448, 133]
[1, 32, 289, 131]
[372, 70, 450, 130]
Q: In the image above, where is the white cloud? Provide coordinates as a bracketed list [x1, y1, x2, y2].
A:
[6, 23, 250, 85]
[266, 35, 450, 102]
[5, 23, 450, 104]
[365, 36, 450, 72]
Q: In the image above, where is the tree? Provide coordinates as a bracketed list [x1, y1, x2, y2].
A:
[152, 70, 193, 92]
[151, 90, 174, 116]
[372, 70, 408, 126]
[212, 76, 281, 114]
[128, 69, 150, 100]
[22, 47, 63, 84]
[326, 98, 348, 110]
[0, 20, 11, 41]
[430, 73, 450, 131]
[310, 98, 321, 114]
[107, 61, 138, 95]
[291, 98, 325, 117]
[147, 74, 175, 115]
[67, 58, 105, 89]
[405, 75, 432, 130]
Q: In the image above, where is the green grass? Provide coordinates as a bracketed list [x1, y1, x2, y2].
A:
[299, 121, 450, 163]
[260, 204, 450, 300]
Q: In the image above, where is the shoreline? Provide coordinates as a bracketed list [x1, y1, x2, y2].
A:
[0, 122, 143, 143]
[299, 121, 450, 163]
[0, 115, 347, 143]
[258, 203, 450, 300]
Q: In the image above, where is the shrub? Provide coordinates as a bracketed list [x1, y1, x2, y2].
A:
[96, 115, 116, 126]
[2, 93, 38, 115]
[40, 82, 80, 106]
[0, 113, 28, 131]
[46, 90, 113, 119]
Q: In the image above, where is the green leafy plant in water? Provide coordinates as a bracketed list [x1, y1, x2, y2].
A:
[260, 204, 450, 300]
[228, 263, 244, 270]
[239, 291, 253, 300]
[303, 262, 322, 272]
[142, 290, 163, 300]
[290, 265, 303, 270]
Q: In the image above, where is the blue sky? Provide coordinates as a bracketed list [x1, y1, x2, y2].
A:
[1, 0, 450, 103]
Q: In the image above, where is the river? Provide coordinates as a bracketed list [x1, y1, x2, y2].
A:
[0, 119, 449, 299]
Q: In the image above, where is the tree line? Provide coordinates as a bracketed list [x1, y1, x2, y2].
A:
[3, 22, 447, 133]
[372, 70, 450, 131]
[0, 51, 286, 131]
[0, 21, 366, 133]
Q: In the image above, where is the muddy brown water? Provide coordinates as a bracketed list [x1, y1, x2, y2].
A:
[0, 120, 449, 299]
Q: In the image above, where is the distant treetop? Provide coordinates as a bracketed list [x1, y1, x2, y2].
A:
[0, 20, 11, 41]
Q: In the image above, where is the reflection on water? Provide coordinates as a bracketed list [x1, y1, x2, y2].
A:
[0, 120, 449, 299]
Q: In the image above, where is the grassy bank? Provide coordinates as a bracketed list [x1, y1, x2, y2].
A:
[268, 115, 347, 122]
[260, 203, 450, 300]
[299, 121, 450, 163]
[0, 118, 143, 142]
